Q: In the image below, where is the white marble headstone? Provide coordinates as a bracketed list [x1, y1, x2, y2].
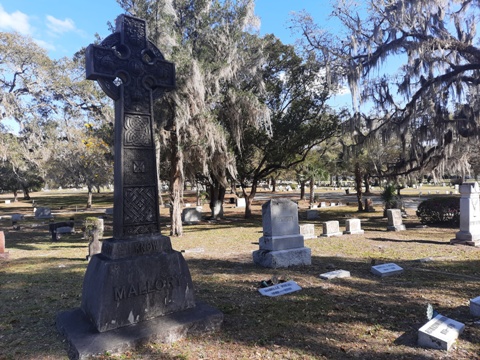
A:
[319, 269, 351, 280]
[320, 221, 342, 237]
[371, 263, 403, 277]
[418, 314, 465, 350]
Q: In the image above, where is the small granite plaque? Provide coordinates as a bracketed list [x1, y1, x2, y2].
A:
[470, 296, 480, 317]
[371, 263, 403, 277]
[258, 280, 301, 297]
[418, 314, 465, 350]
[319, 269, 351, 280]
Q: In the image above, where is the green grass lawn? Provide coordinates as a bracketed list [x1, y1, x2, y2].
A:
[1, 188, 479, 359]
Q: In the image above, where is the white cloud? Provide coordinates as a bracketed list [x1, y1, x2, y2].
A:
[0, 5, 31, 35]
[46, 15, 76, 34]
[33, 38, 56, 51]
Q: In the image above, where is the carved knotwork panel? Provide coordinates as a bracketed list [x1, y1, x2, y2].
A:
[124, 114, 152, 147]
[123, 187, 156, 225]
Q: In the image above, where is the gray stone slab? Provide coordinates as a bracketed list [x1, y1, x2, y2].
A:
[470, 296, 480, 317]
[35, 207, 53, 219]
[181, 208, 202, 224]
[344, 218, 364, 235]
[259, 234, 304, 251]
[319, 269, 351, 280]
[371, 263, 403, 277]
[56, 302, 223, 360]
[320, 221, 343, 237]
[418, 314, 464, 350]
[262, 198, 299, 237]
[306, 209, 320, 220]
[299, 224, 315, 239]
[253, 247, 311, 268]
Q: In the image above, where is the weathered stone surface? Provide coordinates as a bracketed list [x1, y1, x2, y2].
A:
[259, 234, 304, 251]
[344, 218, 364, 235]
[299, 224, 316, 239]
[452, 182, 480, 245]
[418, 314, 464, 350]
[35, 207, 53, 219]
[306, 209, 320, 220]
[320, 221, 343, 237]
[235, 198, 246, 208]
[470, 296, 480, 317]
[319, 270, 351, 280]
[371, 263, 403, 277]
[261, 198, 299, 237]
[386, 209, 406, 231]
[253, 247, 311, 268]
[81, 245, 195, 332]
[56, 302, 223, 360]
[181, 208, 202, 224]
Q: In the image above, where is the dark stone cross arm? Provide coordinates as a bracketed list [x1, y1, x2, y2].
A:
[85, 14, 175, 240]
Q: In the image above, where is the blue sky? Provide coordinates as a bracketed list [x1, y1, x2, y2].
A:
[0, 0, 350, 112]
[0, 0, 333, 58]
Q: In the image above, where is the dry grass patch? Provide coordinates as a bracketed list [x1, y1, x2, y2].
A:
[0, 190, 480, 359]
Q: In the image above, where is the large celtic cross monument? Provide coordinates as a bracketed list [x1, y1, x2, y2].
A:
[86, 14, 173, 239]
[56, 16, 222, 357]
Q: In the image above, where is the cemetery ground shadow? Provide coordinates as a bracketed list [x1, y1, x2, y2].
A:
[182, 255, 480, 359]
[369, 237, 449, 245]
[0, 257, 88, 359]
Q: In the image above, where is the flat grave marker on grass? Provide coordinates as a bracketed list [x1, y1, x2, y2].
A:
[418, 314, 465, 350]
[371, 263, 404, 277]
[319, 270, 351, 280]
[258, 280, 302, 297]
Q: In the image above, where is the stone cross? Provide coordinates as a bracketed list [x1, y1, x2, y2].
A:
[86, 14, 175, 239]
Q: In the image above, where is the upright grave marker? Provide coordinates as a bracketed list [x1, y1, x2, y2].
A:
[56, 15, 222, 358]
[451, 182, 480, 246]
[386, 209, 406, 231]
[253, 198, 311, 268]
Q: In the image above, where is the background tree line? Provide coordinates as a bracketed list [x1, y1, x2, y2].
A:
[2, 0, 480, 231]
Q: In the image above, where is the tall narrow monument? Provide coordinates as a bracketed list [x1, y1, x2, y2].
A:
[56, 15, 222, 358]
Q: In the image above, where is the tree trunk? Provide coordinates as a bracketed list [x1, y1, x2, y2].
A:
[354, 162, 364, 212]
[13, 189, 18, 202]
[242, 181, 258, 219]
[87, 185, 93, 208]
[309, 177, 315, 205]
[209, 179, 226, 219]
[271, 177, 276, 192]
[169, 132, 184, 236]
[300, 180, 307, 200]
[22, 185, 31, 200]
[364, 173, 371, 194]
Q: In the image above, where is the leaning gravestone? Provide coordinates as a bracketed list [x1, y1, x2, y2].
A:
[386, 209, 406, 231]
[451, 182, 480, 246]
[253, 198, 311, 268]
[418, 314, 465, 350]
[56, 15, 222, 359]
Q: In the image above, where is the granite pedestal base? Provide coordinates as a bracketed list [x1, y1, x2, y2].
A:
[56, 302, 223, 360]
[253, 247, 311, 268]
[387, 224, 406, 231]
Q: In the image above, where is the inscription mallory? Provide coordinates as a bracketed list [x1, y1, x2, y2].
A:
[114, 274, 182, 301]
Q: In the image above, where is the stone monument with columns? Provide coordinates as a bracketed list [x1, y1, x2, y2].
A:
[451, 182, 480, 246]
